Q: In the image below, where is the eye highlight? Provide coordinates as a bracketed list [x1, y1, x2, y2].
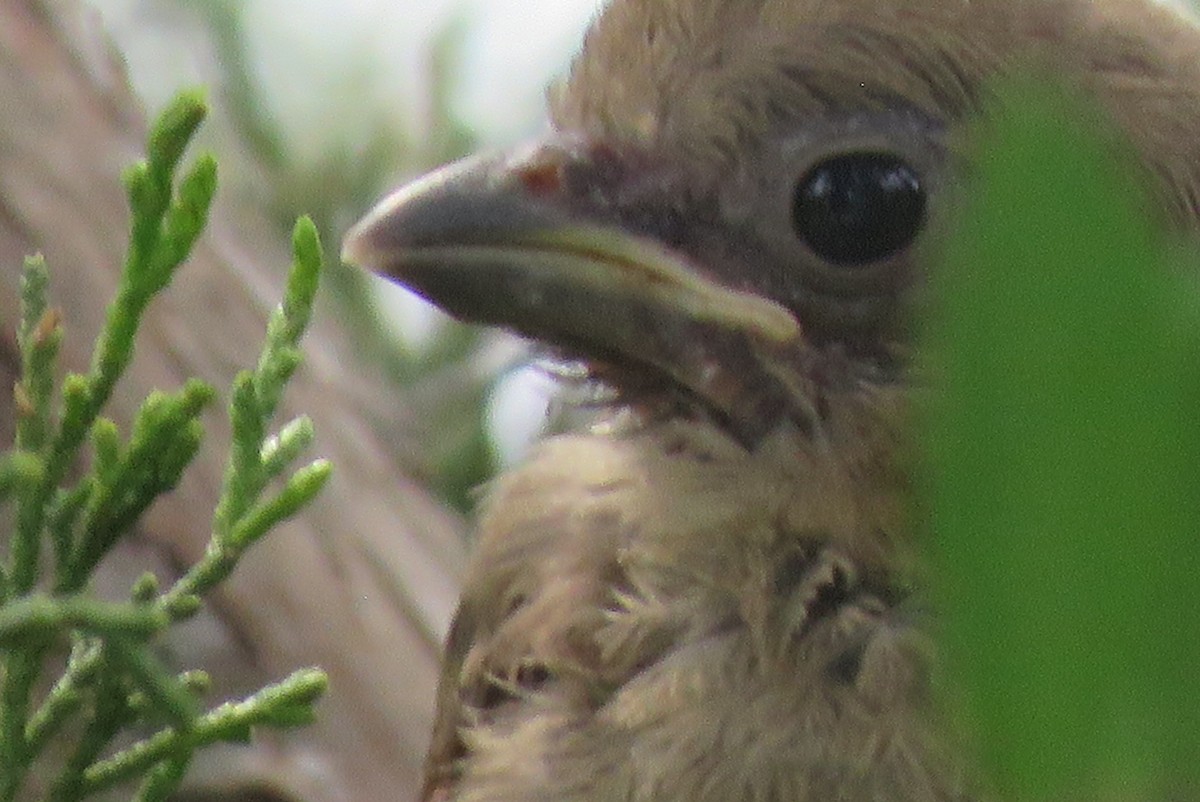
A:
[792, 151, 926, 266]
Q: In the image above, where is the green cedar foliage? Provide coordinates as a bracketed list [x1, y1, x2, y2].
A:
[0, 89, 329, 802]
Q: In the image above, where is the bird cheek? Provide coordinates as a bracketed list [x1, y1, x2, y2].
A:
[715, 165, 768, 227]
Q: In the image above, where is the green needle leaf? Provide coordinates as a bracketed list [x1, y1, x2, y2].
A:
[147, 89, 209, 173]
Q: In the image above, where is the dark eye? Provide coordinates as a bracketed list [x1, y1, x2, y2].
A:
[792, 151, 926, 266]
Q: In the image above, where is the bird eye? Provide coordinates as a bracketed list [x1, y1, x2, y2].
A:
[792, 151, 926, 266]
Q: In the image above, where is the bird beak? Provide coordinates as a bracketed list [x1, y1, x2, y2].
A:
[342, 139, 805, 434]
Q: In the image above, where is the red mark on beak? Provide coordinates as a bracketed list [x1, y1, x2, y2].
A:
[516, 158, 565, 196]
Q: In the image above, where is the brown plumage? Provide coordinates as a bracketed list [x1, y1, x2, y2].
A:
[343, 1, 1200, 800]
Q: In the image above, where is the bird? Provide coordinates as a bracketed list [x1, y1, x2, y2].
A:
[342, 0, 1200, 800]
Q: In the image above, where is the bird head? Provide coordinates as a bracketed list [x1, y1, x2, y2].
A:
[343, 0, 1200, 445]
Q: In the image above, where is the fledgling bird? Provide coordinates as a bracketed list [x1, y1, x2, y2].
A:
[343, 0, 1200, 800]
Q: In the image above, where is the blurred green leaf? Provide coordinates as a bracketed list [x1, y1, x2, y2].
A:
[923, 76, 1200, 799]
